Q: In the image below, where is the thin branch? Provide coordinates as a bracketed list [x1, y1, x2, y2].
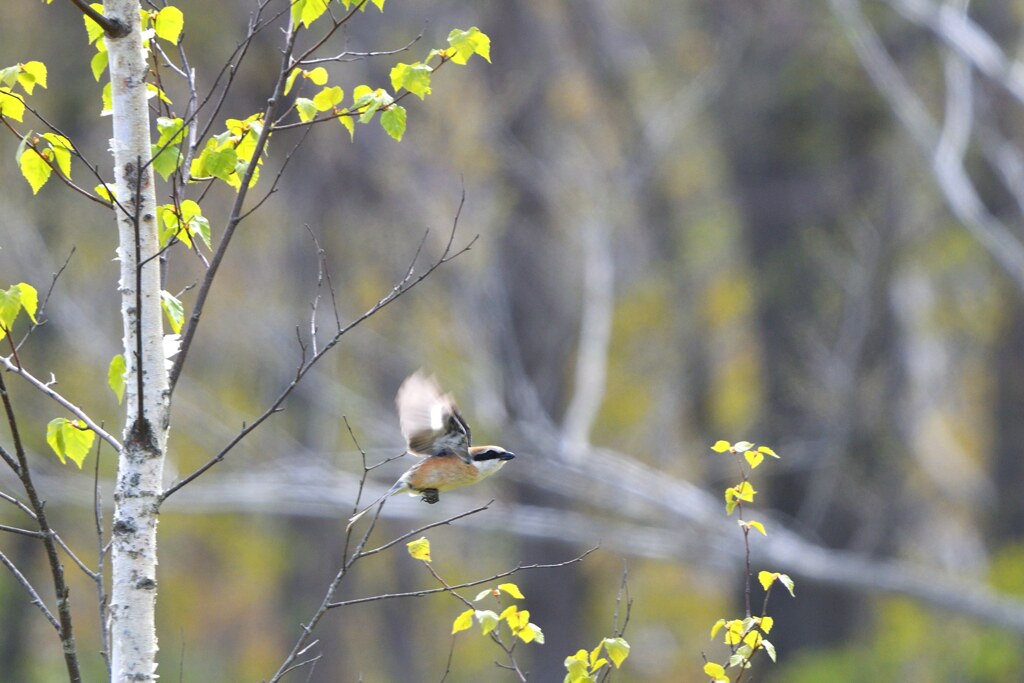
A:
[66, 0, 131, 37]
[268, 501, 494, 683]
[0, 550, 60, 631]
[297, 34, 422, 66]
[0, 370, 82, 682]
[0, 357, 122, 452]
[163, 203, 477, 501]
[328, 547, 597, 609]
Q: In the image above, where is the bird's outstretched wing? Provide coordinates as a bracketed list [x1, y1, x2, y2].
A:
[396, 371, 472, 463]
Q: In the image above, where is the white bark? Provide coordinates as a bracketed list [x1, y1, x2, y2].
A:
[103, 1, 169, 681]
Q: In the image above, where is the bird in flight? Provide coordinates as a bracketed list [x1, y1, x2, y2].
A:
[347, 371, 515, 528]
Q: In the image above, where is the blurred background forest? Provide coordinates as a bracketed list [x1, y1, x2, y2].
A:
[4, 0, 1024, 681]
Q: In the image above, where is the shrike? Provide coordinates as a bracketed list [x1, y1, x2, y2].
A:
[347, 371, 515, 528]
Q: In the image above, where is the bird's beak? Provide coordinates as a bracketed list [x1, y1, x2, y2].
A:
[500, 451, 516, 461]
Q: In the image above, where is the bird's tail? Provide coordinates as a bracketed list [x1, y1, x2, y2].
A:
[346, 481, 405, 530]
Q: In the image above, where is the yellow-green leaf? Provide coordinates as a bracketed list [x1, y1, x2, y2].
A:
[710, 618, 726, 639]
[602, 637, 630, 668]
[778, 573, 796, 597]
[84, 3, 105, 44]
[91, 50, 109, 81]
[154, 5, 184, 44]
[284, 67, 301, 96]
[42, 133, 73, 179]
[108, 354, 126, 404]
[46, 418, 95, 469]
[0, 88, 26, 122]
[380, 105, 406, 141]
[295, 97, 317, 123]
[307, 66, 328, 85]
[338, 109, 355, 140]
[447, 26, 491, 65]
[746, 519, 767, 536]
[160, 290, 184, 334]
[745, 449, 764, 469]
[758, 445, 779, 457]
[497, 583, 524, 599]
[565, 650, 589, 679]
[519, 622, 544, 644]
[406, 537, 431, 562]
[762, 638, 777, 662]
[19, 145, 51, 194]
[18, 61, 47, 95]
[312, 85, 343, 111]
[451, 608, 474, 634]
[390, 62, 432, 99]
[703, 662, 729, 683]
[476, 609, 499, 635]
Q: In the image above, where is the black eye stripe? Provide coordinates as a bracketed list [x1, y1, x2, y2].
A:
[473, 450, 503, 461]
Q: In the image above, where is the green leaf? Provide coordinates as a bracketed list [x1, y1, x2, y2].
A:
[17, 61, 47, 95]
[156, 117, 187, 147]
[451, 609, 473, 634]
[312, 85, 343, 111]
[108, 354, 126, 404]
[204, 147, 237, 180]
[447, 27, 492, 65]
[497, 583, 525, 599]
[90, 50, 109, 81]
[0, 283, 36, 337]
[160, 290, 184, 334]
[154, 5, 184, 44]
[602, 637, 630, 668]
[0, 66, 18, 88]
[151, 144, 182, 181]
[84, 3, 105, 44]
[380, 105, 406, 141]
[295, 97, 317, 123]
[46, 418, 95, 469]
[476, 609, 499, 635]
[390, 62, 432, 99]
[18, 143, 51, 194]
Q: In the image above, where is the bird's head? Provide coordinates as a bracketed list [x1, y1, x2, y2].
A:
[469, 446, 516, 477]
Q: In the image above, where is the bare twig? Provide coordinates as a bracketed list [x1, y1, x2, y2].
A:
[0, 550, 60, 631]
[163, 201, 477, 501]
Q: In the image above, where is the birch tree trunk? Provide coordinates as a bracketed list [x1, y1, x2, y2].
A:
[103, 1, 169, 680]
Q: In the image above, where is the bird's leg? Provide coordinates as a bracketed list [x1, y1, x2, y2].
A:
[420, 489, 440, 504]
